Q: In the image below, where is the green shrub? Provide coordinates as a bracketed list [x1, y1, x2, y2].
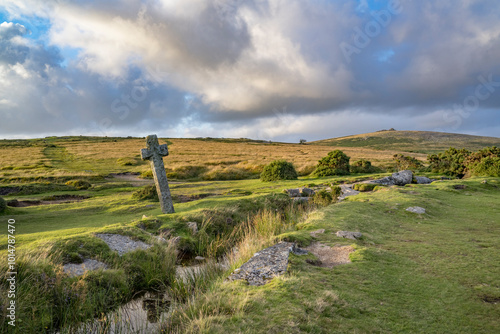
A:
[314, 150, 350, 176]
[132, 185, 159, 201]
[0, 196, 6, 213]
[353, 183, 377, 192]
[311, 190, 333, 206]
[330, 185, 342, 200]
[260, 160, 298, 181]
[393, 154, 424, 171]
[350, 159, 379, 173]
[65, 180, 91, 190]
[428, 146, 500, 177]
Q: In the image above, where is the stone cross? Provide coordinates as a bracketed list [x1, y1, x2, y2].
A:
[140, 134, 175, 213]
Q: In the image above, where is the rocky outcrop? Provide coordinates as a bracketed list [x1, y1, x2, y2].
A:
[63, 259, 108, 277]
[392, 170, 414, 186]
[96, 233, 152, 256]
[415, 176, 433, 184]
[371, 170, 434, 186]
[336, 231, 363, 240]
[406, 206, 426, 214]
[227, 242, 307, 286]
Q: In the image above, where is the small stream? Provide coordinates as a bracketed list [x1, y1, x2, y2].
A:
[61, 264, 213, 334]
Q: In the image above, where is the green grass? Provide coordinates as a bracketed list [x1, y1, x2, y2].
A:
[1, 133, 499, 333]
[161, 178, 500, 333]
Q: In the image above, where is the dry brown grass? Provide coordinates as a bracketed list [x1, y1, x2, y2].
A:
[1, 137, 429, 180]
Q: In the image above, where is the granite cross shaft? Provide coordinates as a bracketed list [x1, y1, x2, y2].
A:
[140, 135, 175, 214]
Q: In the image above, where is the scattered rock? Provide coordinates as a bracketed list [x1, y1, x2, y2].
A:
[336, 231, 362, 240]
[284, 188, 301, 197]
[454, 184, 467, 190]
[142, 215, 148, 219]
[291, 244, 308, 255]
[96, 233, 152, 256]
[338, 185, 360, 201]
[194, 256, 205, 261]
[227, 242, 294, 286]
[392, 170, 413, 186]
[310, 229, 325, 237]
[63, 259, 108, 277]
[187, 222, 198, 235]
[406, 206, 426, 214]
[305, 243, 354, 268]
[415, 176, 433, 184]
[300, 187, 315, 197]
[481, 180, 488, 184]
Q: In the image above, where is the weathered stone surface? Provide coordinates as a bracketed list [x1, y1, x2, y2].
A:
[227, 242, 294, 286]
[371, 170, 421, 186]
[140, 134, 175, 214]
[300, 187, 315, 197]
[194, 256, 205, 261]
[371, 176, 395, 186]
[392, 170, 413, 186]
[406, 206, 426, 214]
[291, 244, 308, 255]
[415, 176, 433, 184]
[336, 231, 362, 240]
[187, 222, 198, 235]
[284, 188, 301, 197]
[63, 259, 107, 277]
[338, 185, 360, 201]
[96, 233, 152, 256]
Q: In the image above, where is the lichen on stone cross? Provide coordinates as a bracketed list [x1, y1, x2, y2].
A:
[140, 134, 175, 213]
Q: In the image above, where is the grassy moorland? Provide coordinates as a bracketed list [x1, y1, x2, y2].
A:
[0, 130, 499, 333]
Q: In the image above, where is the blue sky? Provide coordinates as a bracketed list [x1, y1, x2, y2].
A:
[0, 0, 499, 141]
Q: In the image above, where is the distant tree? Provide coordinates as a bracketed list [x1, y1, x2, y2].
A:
[299, 139, 307, 145]
[314, 150, 350, 176]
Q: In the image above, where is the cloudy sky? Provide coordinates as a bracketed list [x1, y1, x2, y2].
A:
[0, 0, 499, 141]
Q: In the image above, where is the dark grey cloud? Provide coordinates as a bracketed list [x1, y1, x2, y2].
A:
[0, 0, 499, 139]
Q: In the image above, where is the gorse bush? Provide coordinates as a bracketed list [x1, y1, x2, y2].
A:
[428, 146, 500, 177]
[314, 150, 350, 176]
[260, 160, 298, 181]
[311, 190, 333, 206]
[393, 154, 423, 171]
[350, 159, 379, 173]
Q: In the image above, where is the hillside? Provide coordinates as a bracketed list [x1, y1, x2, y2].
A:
[311, 130, 500, 154]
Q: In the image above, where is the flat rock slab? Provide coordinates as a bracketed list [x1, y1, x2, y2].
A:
[63, 259, 107, 277]
[406, 206, 426, 214]
[336, 231, 363, 240]
[306, 243, 354, 268]
[338, 185, 360, 201]
[227, 242, 294, 286]
[96, 233, 152, 256]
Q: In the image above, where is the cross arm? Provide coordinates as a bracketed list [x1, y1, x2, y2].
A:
[158, 144, 169, 157]
[141, 148, 153, 160]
